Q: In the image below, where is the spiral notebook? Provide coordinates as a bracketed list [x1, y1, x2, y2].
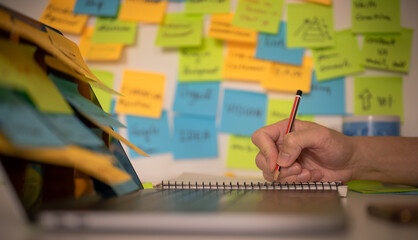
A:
[38, 173, 348, 235]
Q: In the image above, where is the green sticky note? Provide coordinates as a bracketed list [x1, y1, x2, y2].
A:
[352, 0, 401, 33]
[91, 69, 114, 113]
[266, 99, 314, 126]
[354, 76, 403, 120]
[348, 180, 418, 194]
[142, 183, 154, 189]
[363, 28, 413, 73]
[185, 0, 230, 14]
[312, 30, 364, 81]
[287, 3, 334, 48]
[232, 0, 284, 34]
[155, 13, 203, 48]
[91, 17, 137, 45]
[226, 135, 259, 170]
[178, 37, 223, 82]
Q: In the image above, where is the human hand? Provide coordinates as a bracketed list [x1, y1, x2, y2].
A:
[251, 119, 356, 183]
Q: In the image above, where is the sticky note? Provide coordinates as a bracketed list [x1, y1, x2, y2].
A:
[126, 111, 171, 158]
[266, 99, 314, 126]
[79, 27, 123, 61]
[155, 13, 203, 47]
[232, 0, 284, 34]
[43, 114, 104, 147]
[91, 16, 137, 45]
[226, 135, 258, 170]
[220, 89, 267, 136]
[298, 72, 345, 115]
[362, 28, 413, 73]
[256, 22, 305, 66]
[50, 74, 126, 128]
[0, 39, 73, 114]
[173, 82, 220, 118]
[119, 0, 167, 23]
[207, 13, 257, 44]
[0, 90, 66, 148]
[39, 0, 88, 34]
[178, 37, 224, 82]
[73, 0, 119, 16]
[261, 56, 313, 93]
[222, 42, 271, 82]
[306, 0, 332, 5]
[354, 76, 403, 120]
[312, 30, 364, 81]
[352, 0, 401, 33]
[185, 0, 230, 14]
[115, 70, 165, 118]
[90, 69, 114, 113]
[287, 3, 334, 48]
[173, 115, 218, 160]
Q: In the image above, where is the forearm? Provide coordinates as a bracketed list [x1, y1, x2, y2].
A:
[350, 136, 418, 186]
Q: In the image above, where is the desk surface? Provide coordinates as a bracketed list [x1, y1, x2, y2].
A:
[1, 190, 418, 240]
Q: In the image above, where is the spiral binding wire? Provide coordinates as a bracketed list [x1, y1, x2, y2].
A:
[156, 181, 342, 191]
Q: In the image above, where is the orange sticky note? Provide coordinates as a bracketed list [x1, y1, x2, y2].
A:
[306, 0, 333, 5]
[39, 0, 88, 34]
[79, 27, 123, 61]
[262, 57, 313, 93]
[115, 70, 165, 118]
[222, 42, 271, 82]
[207, 13, 257, 44]
[119, 0, 168, 23]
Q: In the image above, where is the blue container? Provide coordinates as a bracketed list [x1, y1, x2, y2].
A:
[343, 115, 400, 136]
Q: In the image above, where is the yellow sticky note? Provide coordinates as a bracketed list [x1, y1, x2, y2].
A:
[306, 0, 333, 5]
[116, 70, 165, 118]
[39, 0, 88, 34]
[142, 183, 154, 189]
[79, 27, 123, 61]
[222, 42, 271, 82]
[262, 57, 313, 93]
[207, 13, 257, 44]
[226, 135, 259, 170]
[44, 55, 121, 96]
[0, 39, 72, 114]
[119, 0, 167, 23]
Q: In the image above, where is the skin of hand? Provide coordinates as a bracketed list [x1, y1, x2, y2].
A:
[251, 119, 357, 183]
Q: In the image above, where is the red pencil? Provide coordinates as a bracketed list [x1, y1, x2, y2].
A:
[273, 90, 303, 181]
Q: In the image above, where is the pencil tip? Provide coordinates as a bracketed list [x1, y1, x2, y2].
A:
[297, 90, 302, 96]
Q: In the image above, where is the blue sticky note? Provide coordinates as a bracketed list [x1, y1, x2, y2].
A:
[43, 114, 104, 147]
[256, 22, 305, 66]
[173, 115, 218, 160]
[73, 0, 119, 17]
[298, 71, 346, 115]
[220, 89, 267, 136]
[173, 82, 220, 118]
[0, 90, 65, 148]
[50, 74, 125, 129]
[126, 111, 171, 158]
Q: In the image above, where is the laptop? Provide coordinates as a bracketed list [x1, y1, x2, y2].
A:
[0, 138, 347, 236]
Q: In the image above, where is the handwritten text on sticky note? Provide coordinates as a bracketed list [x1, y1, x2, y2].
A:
[73, 0, 119, 16]
[232, 0, 284, 34]
[178, 38, 224, 82]
[362, 28, 413, 73]
[91, 17, 137, 45]
[220, 89, 267, 136]
[352, 0, 401, 33]
[116, 70, 165, 118]
[185, 0, 230, 14]
[312, 30, 363, 81]
[79, 27, 123, 61]
[119, 0, 167, 23]
[354, 76, 403, 120]
[226, 135, 259, 170]
[207, 13, 257, 44]
[39, 0, 88, 34]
